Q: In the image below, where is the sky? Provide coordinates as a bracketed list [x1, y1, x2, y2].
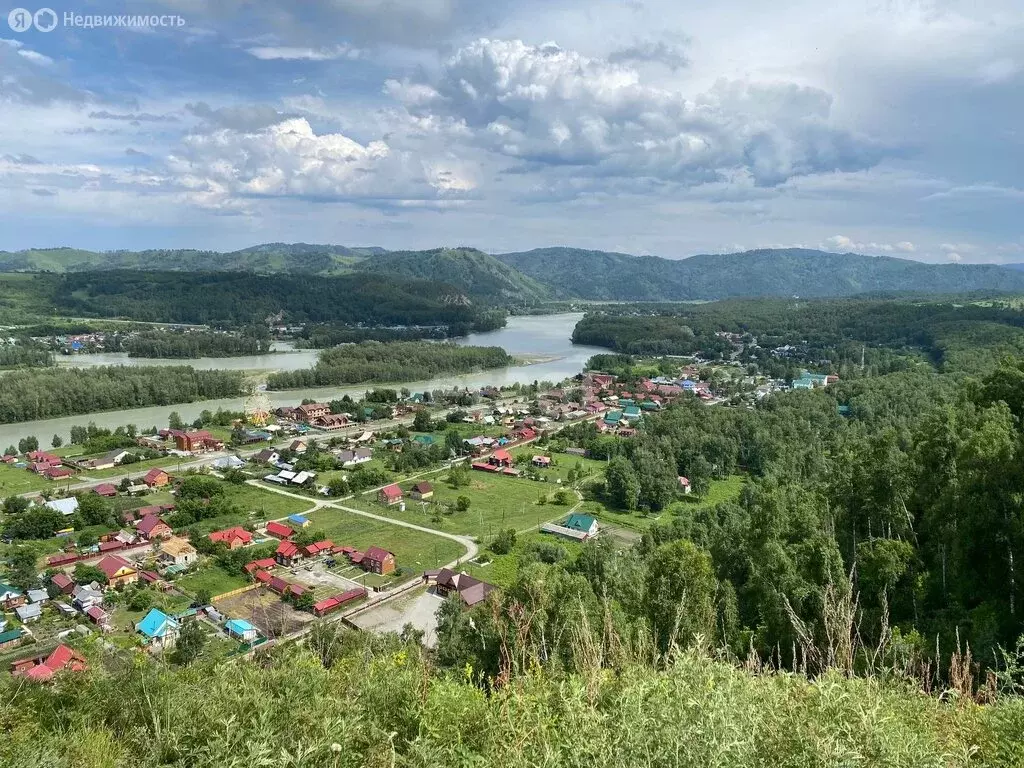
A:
[0, 0, 1021, 263]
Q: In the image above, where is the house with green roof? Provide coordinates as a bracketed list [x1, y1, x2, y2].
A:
[604, 410, 623, 426]
[622, 405, 642, 421]
[564, 513, 599, 537]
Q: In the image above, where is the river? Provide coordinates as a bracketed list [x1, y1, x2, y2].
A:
[0, 313, 605, 447]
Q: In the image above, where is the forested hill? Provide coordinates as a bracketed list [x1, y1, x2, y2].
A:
[352, 247, 552, 305]
[495, 247, 1024, 299]
[1, 271, 503, 331]
[0, 243, 382, 274]
[6, 243, 1024, 301]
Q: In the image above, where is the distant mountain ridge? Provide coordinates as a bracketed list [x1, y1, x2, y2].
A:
[495, 247, 1024, 300]
[2, 243, 1022, 302]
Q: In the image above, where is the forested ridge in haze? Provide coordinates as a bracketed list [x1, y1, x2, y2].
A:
[4, 243, 1023, 303]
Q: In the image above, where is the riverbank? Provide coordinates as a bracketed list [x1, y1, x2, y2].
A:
[0, 313, 606, 446]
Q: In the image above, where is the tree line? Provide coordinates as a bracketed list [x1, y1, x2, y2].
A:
[124, 328, 272, 358]
[436, 357, 1024, 686]
[0, 366, 245, 423]
[266, 342, 513, 390]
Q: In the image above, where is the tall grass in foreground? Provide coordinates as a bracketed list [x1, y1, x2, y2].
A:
[1, 631, 1023, 768]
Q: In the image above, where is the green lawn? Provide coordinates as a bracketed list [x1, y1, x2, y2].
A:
[348, 470, 574, 540]
[81, 455, 183, 480]
[0, 464, 59, 495]
[303, 507, 465, 571]
[508, 448, 607, 483]
[176, 564, 249, 598]
[465, 531, 585, 588]
[226, 483, 317, 520]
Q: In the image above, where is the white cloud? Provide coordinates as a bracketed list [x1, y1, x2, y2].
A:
[17, 49, 54, 66]
[166, 117, 470, 209]
[387, 38, 885, 188]
[246, 44, 362, 61]
[822, 234, 917, 255]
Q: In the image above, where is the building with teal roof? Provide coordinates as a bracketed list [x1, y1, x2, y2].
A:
[136, 608, 180, 648]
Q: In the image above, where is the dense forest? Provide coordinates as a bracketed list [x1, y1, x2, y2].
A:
[572, 297, 1024, 376]
[6, 243, 1024, 301]
[0, 366, 244, 423]
[0, 271, 505, 332]
[352, 247, 553, 306]
[2, 633, 1022, 767]
[124, 328, 272, 358]
[497, 247, 1024, 300]
[0, 343, 52, 369]
[266, 342, 513, 389]
[430, 357, 1024, 689]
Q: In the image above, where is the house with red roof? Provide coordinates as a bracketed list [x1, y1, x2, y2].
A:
[378, 484, 402, 506]
[362, 546, 396, 575]
[170, 430, 223, 453]
[43, 466, 75, 481]
[303, 540, 334, 558]
[208, 527, 253, 550]
[92, 483, 118, 497]
[268, 576, 291, 595]
[265, 521, 294, 539]
[410, 481, 433, 500]
[50, 573, 75, 594]
[85, 605, 108, 626]
[275, 540, 302, 566]
[313, 587, 367, 617]
[96, 555, 137, 588]
[488, 448, 512, 467]
[244, 557, 276, 574]
[254, 569, 273, 585]
[142, 468, 171, 488]
[12, 644, 87, 682]
[136, 514, 172, 540]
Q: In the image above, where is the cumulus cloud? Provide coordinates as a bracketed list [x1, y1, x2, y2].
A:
[823, 234, 917, 254]
[166, 117, 471, 209]
[607, 39, 690, 70]
[386, 38, 886, 187]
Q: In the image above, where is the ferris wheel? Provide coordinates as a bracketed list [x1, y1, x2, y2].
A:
[244, 389, 272, 426]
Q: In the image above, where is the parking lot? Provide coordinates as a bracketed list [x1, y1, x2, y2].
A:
[286, 561, 365, 597]
[348, 587, 445, 647]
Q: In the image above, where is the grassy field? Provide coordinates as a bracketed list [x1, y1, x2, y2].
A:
[464, 531, 585, 588]
[508, 448, 607, 483]
[348, 470, 574, 540]
[227, 483, 317, 520]
[0, 464, 59, 495]
[176, 564, 249, 598]
[303, 507, 465, 571]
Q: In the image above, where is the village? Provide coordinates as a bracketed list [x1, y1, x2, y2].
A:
[0, 359, 779, 678]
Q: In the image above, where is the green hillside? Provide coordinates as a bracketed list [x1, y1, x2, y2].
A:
[496, 247, 1024, 300]
[0, 243, 383, 274]
[354, 247, 552, 305]
[3, 638, 1021, 767]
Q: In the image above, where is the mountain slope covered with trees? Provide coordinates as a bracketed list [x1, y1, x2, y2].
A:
[353, 247, 552, 305]
[5, 243, 1022, 302]
[497, 247, 1024, 300]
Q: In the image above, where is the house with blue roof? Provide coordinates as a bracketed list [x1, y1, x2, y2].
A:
[225, 618, 258, 642]
[136, 608, 180, 649]
[288, 514, 310, 528]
